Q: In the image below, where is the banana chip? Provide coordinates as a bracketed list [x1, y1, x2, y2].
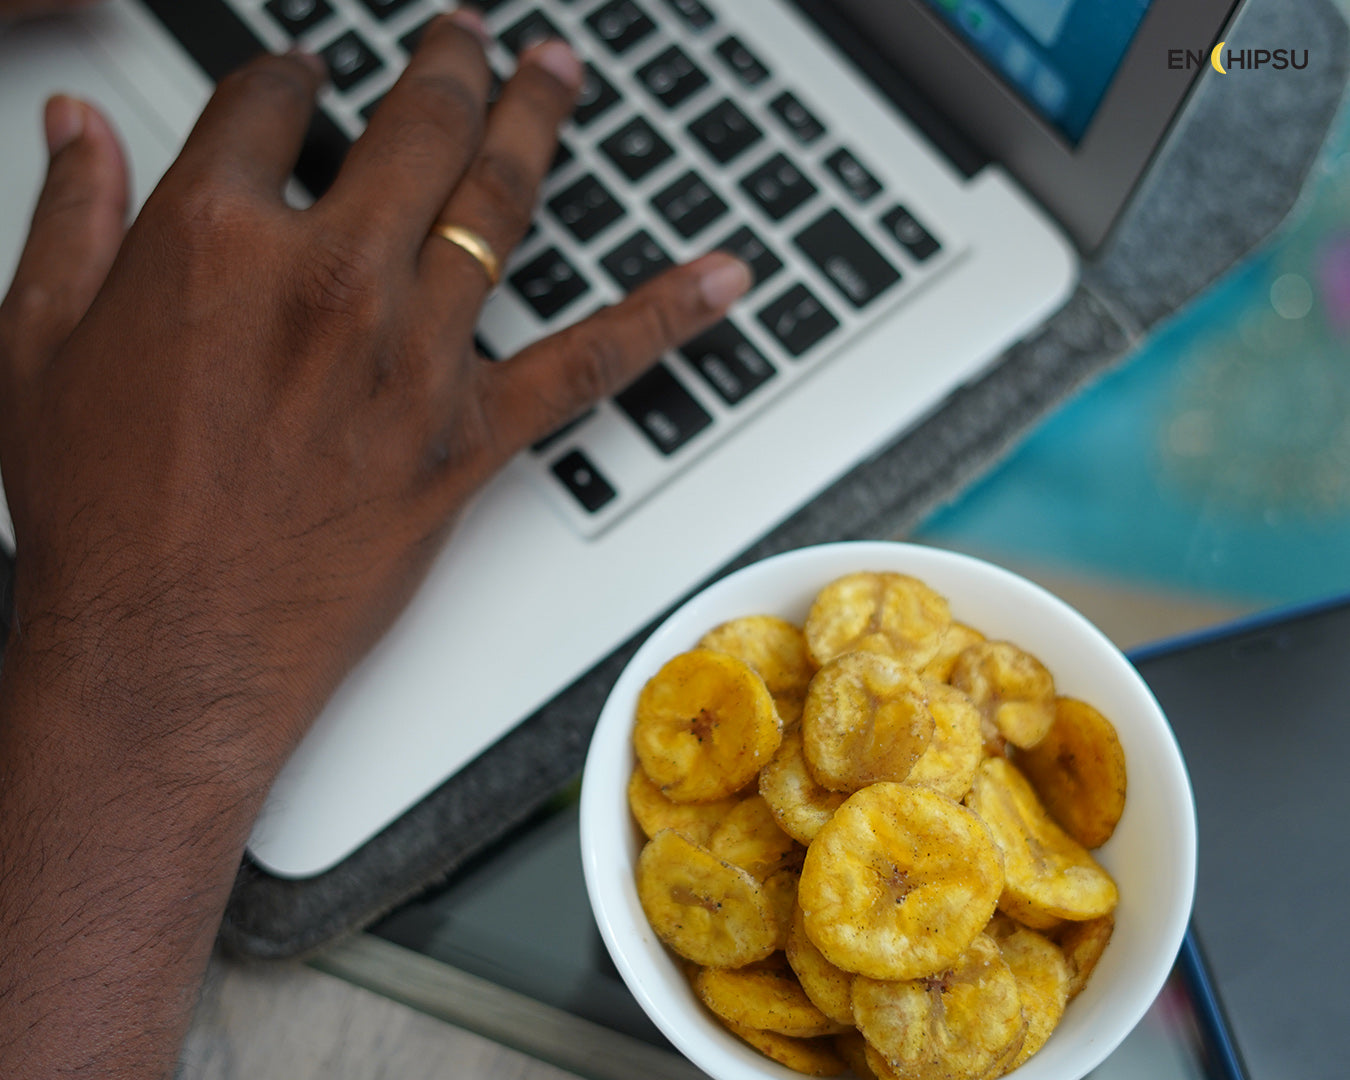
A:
[636, 829, 777, 968]
[835, 1032, 881, 1080]
[786, 903, 855, 1026]
[966, 758, 1118, 928]
[1015, 697, 1127, 849]
[764, 868, 801, 952]
[804, 572, 951, 669]
[802, 652, 935, 793]
[921, 622, 986, 684]
[635, 649, 782, 803]
[723, 1021, 848, 1076]
[700, 615, 816, 716]
[695, 953, 848, 1038]
[627, 768, 742, 845]
[798, 783, 1003, 981]
[709, 794, 803, 881]
[950, 642, 1056, 750]
[1054, 913, 1115, 999]
[852, 933, 1026, 1080]
[759, 729, 849, 845]
[996, 926, 1071, 1069]
[906, 680, 983, 802]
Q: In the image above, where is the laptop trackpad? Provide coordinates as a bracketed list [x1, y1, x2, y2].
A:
[0, 15, 178, 292]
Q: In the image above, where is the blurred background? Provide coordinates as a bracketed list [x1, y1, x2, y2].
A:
[911, 0, 1350, 646]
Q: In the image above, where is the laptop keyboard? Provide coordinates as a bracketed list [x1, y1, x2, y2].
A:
[201, 0, 959, 535]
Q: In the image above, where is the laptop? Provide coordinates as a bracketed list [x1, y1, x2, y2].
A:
[0, 0, 1238, 878]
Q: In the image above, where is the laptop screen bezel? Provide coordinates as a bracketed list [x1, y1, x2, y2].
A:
[809, 0, 1242, 253]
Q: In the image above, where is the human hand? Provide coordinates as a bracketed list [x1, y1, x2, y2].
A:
[0, 15, 750, 768]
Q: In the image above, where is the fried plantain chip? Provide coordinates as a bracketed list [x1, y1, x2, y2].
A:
[906, 681, 983, 802]
[695, 953, 848, 1038]
[950, 642, 1056, 751]
[1014, 697, 1127, 849]
[995, 926, 1070, 1069]
[835, 1031, 882, 1080]
[627, 767, 743, 845]
[723, 1020, 848, 1076]
[804, 572, 951, 669]
[798, 783, 1003, 981]
[786, 903, 855, 1026]
[709, 793, 803, 881]
[634, 649, 782, 803]
[764, 868, 801, 952]
[1053, 913, 1115, 1000]
[921, 622, 987, 684]
[852, 933, 1026, 1080]
[759, 729, 849, 845]
[802, 652, 935, 793]
[701, 615, 816, 703]
[966, 758, 1118, 928]
[636, 829, 778, 967]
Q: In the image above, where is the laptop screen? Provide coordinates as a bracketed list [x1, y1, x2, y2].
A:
[915, 0, 1153, 143]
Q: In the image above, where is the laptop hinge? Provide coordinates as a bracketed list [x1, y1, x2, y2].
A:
[786, 0, 989, 180]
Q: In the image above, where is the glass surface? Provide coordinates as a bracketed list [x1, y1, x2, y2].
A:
[914, 0, 1152, 141]
[374, 782, 1219, 1078]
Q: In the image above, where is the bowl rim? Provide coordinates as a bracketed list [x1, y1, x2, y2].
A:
[580, 540, 1197, 1080]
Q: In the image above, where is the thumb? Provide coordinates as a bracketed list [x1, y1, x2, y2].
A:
[0, 95, 129, 381]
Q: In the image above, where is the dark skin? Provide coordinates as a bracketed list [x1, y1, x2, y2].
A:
[0, 4, 752, 1077]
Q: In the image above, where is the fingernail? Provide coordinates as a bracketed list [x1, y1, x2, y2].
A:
[525, 40, 583, 89]
[698, 255, 753, 309]
[446, 6, 491, 47]
[44, 95, 85, 157]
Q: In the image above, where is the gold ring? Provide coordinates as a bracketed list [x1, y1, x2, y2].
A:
[431, 224, 501, 288]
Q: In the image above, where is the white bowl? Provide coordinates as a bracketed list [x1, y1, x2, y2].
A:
[580, 541, 1196, 1080]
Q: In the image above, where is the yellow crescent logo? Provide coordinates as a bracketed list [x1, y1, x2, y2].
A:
[1211, 41, 1227, 73]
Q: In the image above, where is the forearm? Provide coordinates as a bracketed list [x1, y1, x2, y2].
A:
[0, 639, 285, 1079]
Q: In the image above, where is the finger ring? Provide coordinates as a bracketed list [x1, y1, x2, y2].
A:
[431, 224, 501, 288]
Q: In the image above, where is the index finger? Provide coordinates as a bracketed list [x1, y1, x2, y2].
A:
[477, 254, 752, 458]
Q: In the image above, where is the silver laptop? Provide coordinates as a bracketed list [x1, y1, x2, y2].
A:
[0, 0, 1237, 877]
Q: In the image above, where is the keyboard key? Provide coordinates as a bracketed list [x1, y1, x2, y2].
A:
[552, 449, 617, 513]
[473, 334, 498, 360]
[768, 91, 825, 145]
[295, 110, 352, 198]
[265, 0, 332, 37]
[548, 173, 625, 242]
[712, 225, 782, 287]
[549, 139, 575, 175]
[636, 45, 709, 109]
[573, 64, 622, 127]
[680, 321, 776, 406]
[585, 0, 657, 55]
[741, 153, 817, 221]
[714, 35, 770, 86]
[398, 18, 431, 54]
[757, 282, 838, 357]
[500, 9, 565, 55]
[510, 247, 591, 319]
[321, 31, 382, 92]
[651, 170, 727, 238]
[356, 0, 417, 20]
[602, 230, 674, 292]
[532, 408, 596, 454]
[688, 99, 762, 165]
[615, 364, 713, 455]
[599, 116, 675, 183]
[662, 0, 714, 31]
[880, 204, 942, 261]
[825, 147, 883, 204]
[794, 209, 900, 309]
